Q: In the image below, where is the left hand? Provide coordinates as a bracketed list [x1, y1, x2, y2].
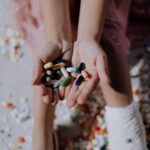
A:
[66, 40, 110, 107]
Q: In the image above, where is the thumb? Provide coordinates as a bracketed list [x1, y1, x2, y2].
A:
[96, 52, 110, 84]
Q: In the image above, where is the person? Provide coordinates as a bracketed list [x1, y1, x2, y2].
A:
[12, 0, 148, 150]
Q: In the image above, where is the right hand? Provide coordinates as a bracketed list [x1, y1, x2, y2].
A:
[32, 40, 72, 104]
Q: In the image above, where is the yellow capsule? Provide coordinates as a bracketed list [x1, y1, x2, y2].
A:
[44, 62, 53, 69]
[45, 70, 52, 76]
[81, 70, 89, 80]
[52, 62, 65, 70]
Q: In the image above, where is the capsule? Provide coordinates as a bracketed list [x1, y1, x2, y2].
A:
[44, 62, 53, 69]
[66, 67, 78, 73]
[81, 70, 89, 80]
[52, 62, 65, 70]
[60, 67, 69, 77]
[78, 62, 86, 72]
[61, 76, 71, 87]
[45, 70, 52, 76]
[43, 75, 51, 85]
[53, 79, 62, 88]
[75, 75, 84, 86]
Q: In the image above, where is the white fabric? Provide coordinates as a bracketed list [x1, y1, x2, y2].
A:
[105, 102, 148, 150]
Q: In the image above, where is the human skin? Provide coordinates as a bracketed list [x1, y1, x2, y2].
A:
[12, 0, 72, 150]
[67, 0, 132, 108]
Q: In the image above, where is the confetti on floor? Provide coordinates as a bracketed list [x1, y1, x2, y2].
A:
[0, 0, 150, 150]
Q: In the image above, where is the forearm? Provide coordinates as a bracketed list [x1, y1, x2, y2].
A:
[40, 0, 72, 45]
[77, 0, 108, 41]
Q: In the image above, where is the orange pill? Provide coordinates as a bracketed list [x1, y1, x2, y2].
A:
[133, 89, 140, 96]
[98, 129, 107, 135]
[88, 133, 94, 141]
[81, 70, 90, 80]
[17, 136, 25, 143]
[4, 102, 14, 110]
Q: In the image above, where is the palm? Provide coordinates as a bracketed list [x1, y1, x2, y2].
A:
[66, 41, 109, 107]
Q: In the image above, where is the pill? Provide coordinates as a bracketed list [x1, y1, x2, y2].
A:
[101, 145, 107, 150]
[61, 76, 71, 87]
[4, 102, 14, 110]
[81, 70, 89, 80]
[45, 70, 52, 76]
[43, 76, 51, 85]
[44, 62, 53, 69]
[53, 79, 62, 88]
[52, 62, 65, 70]
[17, 136, 25, 144]
[66, 67, 79, 73]
[75, 75, 84, 86]
[125, 138, 132, 143]
[78, 62, 86, 72]
[60, 67, 69, 77]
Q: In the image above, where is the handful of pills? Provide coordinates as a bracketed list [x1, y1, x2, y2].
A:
[42, 58, 90, 89]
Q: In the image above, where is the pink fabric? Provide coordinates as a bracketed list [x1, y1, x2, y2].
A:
[101, 0, 132, 55]
[11, 0, 148, 54]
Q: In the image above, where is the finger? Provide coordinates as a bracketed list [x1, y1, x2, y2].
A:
[32, 56, 43, 85]
[77, 77, 98, 105]
[67, 80, 86, 108]
[51, 89, 59, 106]
[65, 78, 74, 99]
[43, 87, 52, 104]
[59, 86, 65, 100]
[34, 84, 46, 96]
[96, 52, 110, 84]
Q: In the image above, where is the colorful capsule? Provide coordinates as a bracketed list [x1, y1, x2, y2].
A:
[61, 76, 71, 87]
[44, 62, 53, 69]
[45, 70, 52, 76]
[66, 67, 79, 73]
[52, 62, 65, 70]
[60, 67, 69, 77]
[53, 79, 62, 88]
[78, 62, 86, 72]
[81, 70, 89, 80]
[43, 75, 51, 85]
[75, 75, 84, 86]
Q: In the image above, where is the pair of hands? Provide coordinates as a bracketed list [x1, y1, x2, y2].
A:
[12, 0, 110, 107]
[32, 40, 110, 107]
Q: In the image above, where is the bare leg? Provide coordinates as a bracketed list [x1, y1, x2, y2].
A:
[32, 88, 55, 150]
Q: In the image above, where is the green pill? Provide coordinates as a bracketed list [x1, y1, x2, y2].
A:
[43, 76, 51, 85]
[61, 76, 71, 87]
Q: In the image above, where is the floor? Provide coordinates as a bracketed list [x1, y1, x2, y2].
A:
[0, 0, 150, 150]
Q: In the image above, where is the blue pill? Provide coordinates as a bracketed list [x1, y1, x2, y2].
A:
[78, 62, 86, 72]
[75, 75, 84, 86]
[101, 145, 107, 150]
[53, 80, 61, 88]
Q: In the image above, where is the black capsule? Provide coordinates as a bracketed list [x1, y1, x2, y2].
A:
[78, 62, 86, 72]
[75, 75, 84, 86]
